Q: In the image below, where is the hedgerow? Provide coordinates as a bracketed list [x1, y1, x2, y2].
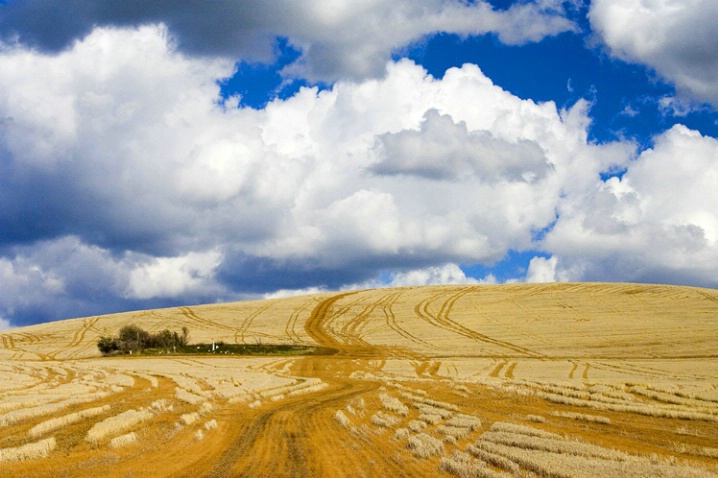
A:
[97, 325, 188, 355]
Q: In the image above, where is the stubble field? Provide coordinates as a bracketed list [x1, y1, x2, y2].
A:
[0, 282, 717, 477]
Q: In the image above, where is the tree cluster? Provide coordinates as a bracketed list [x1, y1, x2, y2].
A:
[97, 324, 189, 355]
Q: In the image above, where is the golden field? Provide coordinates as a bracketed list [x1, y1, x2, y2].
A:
[1, 282, 717, 477]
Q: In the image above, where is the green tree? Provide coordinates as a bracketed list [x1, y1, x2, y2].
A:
[118, 324, 150, 353]
[97, 336, 119, 355]
[181, 326, 189, 347]
[97, 325, 190, 356]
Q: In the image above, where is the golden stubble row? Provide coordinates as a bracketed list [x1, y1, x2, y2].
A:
[332, 382, 717, 478]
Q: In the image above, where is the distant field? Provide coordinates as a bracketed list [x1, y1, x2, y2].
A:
[1, 283, 717, 477]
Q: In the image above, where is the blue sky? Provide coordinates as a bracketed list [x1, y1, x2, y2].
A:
[0, 0, 717, 328]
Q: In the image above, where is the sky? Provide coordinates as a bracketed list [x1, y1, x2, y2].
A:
[0, 0, 717, 329]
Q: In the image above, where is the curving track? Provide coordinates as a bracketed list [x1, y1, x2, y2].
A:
[413, 287, 544, 357]
[191, 291, 431, 477]
[196, 372, 412, 478]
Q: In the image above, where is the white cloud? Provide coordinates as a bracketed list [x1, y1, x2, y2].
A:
[262, 262, 496, 298]
[589, 0, 718, 107]
[385, 264, 488, 287]
[526, 256, 570, 283]
[657, 96, 701, 117]
[0, 235, 236, 326]
[263, 286, 328, 300]
[0, 25, 644, 324]
[544, 125, 718, 287]
[0, 316, 12, 330]
[0, 254, 64, 311]
[0, 237, 130, 325]
[127, 250, 223, 300]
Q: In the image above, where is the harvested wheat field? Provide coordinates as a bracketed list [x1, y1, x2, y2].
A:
[1, 282, 717, 477]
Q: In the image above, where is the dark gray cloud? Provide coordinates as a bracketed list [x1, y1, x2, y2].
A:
[0, 145, 191, 255]
[0, 0, 576, 82]
[215, 254, 378, 294]
[0, 0, 279, 61]
[215, 246, 469, 295]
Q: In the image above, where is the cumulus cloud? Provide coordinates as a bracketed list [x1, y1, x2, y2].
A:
[526, 256, 569, 283]
[263, 286, 329, 301]
[589, 0, 718, 107]
[0, 236, 232, 326]
[372, 109, 552, 182]
[0, 25, 238, 253]
[543, 125, 718, 288]
[0, 24, 644, 325]
[0, 4, 713, 331]
[260, 262, 488, 300]
[0, 237, 126, 326]
[126, 250, 223, 300]
[384, 263, 490, 287]
[0, 0, 577, 82]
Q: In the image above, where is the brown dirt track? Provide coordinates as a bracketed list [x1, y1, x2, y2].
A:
[1, 283, 718, 477]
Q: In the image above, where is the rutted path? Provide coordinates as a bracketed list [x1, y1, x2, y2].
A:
[195, 293, 417, 477]
[198, 368, 412, 478]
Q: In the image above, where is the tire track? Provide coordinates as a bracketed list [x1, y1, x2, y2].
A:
[338, 302, 375, 346]
[5, 333, 16, 349]
[694, 289, 718, 303]
[568, 362, 578, 379]
[414, 287, 543, 358]
[383, 289, 435, 351]
[489, 359, 507, 378]
[590, 361, 681, 381]
[505, 361, 517, 379]
[18, 332, 41, 345]
[338, 290, 412, 347]
[619, 284, 683, 320]
[285, 300, 315, 344]
[588, 285, 632, 317]
[52, 316, 101, 359]
[234, 303, 273, 344]
[470, 299, 555, 349]
[413, 361, 429, 377]
[548, 284, 591, 323]
[178, 307, 239, 338]
[2, 331, 55, 361]
[34, 350, 56, 361]
[70, 317, 100, 348]
[318, 295, 369, 347]
[304, 291, 362, 351]
[200, 370, 412, 478]
[0, 333, 25, 361]
[428, 360, 442, 378]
